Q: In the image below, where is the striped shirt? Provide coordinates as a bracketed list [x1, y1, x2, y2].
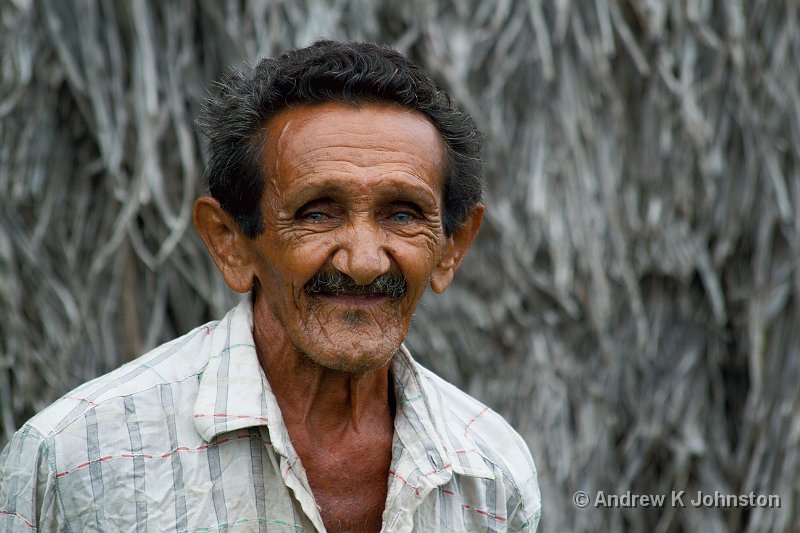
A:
[1, 296, 541, 532]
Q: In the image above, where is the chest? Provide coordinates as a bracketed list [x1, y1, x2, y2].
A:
[51, 428, 515, 533]
[293, 433, 393, 533]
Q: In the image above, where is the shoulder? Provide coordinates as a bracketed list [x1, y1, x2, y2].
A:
[415, 362, 536, 474]
[23, 320, 217, 444]
[0, 321, 220, 529]
[415, 362, 542, 530]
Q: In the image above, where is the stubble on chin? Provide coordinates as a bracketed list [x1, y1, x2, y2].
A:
[341, 309, 369, 325]
[291, 294, 411, 374]
[296, 345, 397, 375]
[296, 320, 403, 374]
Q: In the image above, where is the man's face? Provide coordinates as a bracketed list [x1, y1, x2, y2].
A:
[248, 101, 450, 373]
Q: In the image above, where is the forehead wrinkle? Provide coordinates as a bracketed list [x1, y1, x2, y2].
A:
[274, 103, 445, 163]
[280, 151, 444, 202]
[289, 157, 436, 183]
[263, 102, 448, 202]
[282, 173, 441, 210]
[285, 136, 442, 173]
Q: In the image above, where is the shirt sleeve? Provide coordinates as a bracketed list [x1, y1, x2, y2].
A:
[508, 472, 541, 531]
[506, 431, 542, 532]
[509, 500, 541, 531]
[0, 425, 64, 532]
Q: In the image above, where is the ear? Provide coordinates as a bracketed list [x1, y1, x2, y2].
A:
[193, 196, 256, 293]
[430, 203, 484, 294]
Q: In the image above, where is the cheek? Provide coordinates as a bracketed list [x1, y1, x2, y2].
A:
[250, 244, 317, 313]
[267, 235, 337, 278]
[391, 236, 443, 279]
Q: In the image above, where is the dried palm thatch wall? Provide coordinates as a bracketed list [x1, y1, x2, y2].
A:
[1, 1, 798, 531]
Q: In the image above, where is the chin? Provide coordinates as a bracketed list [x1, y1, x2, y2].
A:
[283, 294, 416, 374]
[296, 322, 406, 375]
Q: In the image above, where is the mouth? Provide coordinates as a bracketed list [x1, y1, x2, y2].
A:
[313, 293, 392, 306]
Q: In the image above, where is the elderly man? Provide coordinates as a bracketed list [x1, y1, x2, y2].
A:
[0, 41, 540, 532]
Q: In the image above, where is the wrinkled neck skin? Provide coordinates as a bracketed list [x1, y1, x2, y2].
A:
[252, 291, 394, 439]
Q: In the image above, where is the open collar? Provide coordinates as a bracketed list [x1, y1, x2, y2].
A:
[194, 295, 494, 481]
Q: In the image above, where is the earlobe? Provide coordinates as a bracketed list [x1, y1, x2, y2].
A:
[430, 204, 484, 294]
[193, 196, 255, 293]
[430, 238, 455, 293]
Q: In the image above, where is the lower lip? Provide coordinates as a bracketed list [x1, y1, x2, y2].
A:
[316, 294, 390, 306]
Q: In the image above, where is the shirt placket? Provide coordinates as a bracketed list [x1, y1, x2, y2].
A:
[279, 453, 327, 532]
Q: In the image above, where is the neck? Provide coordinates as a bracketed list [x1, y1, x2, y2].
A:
[252, 298, 393, 437]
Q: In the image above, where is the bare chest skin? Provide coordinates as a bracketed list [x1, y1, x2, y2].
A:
[288, 420, 394, 533]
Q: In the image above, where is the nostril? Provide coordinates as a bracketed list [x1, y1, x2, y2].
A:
[331, 232, 391, 286]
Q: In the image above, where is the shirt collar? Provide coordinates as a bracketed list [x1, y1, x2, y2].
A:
[194, 295, 494, 480]
[392, 346, 495, 480]
[194, 294, 283, 445]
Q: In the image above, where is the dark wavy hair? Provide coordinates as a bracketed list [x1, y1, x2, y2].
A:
[198, 40, 482, 238]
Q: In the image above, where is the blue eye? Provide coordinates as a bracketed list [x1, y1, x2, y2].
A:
[391, 211, 413, 223]
[305, 212, 326, 222]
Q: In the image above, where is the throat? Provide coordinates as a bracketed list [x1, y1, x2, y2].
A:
[252, 295, 398, 530]
[284, 386, 395, 533]
[259, 344, 395, 433]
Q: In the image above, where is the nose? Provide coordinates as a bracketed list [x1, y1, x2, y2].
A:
[331, 220, 391, 286]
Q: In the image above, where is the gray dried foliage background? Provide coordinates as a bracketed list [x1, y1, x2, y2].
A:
[1, 1, 798, 531]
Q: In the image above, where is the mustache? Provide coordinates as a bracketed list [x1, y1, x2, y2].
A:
[304, 270, 407, 298]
